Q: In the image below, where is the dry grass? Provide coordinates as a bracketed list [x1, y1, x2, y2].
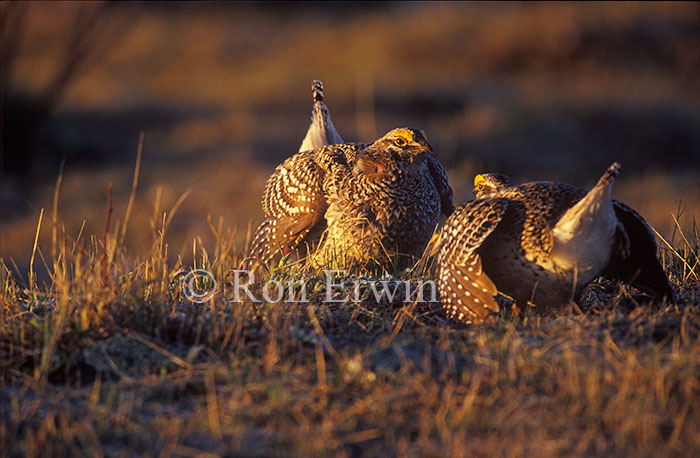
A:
[2, 3, 700, 456]
[3, 2, 700, 272]
[1, 171, 699, 457]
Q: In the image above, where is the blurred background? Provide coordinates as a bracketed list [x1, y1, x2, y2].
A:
[2, 2, 699, 282]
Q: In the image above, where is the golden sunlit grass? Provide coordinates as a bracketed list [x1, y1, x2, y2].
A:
[1, 159, 699, 456]
[2, 3, 700, 456]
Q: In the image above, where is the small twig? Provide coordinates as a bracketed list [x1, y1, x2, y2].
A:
[29, 208, 44, 300]
[51, 160, 65, 260]
[120, 132, 143, 244]
[102, 183, 113, 288]
[653, 224, 698, 281]
[121, 329, 192, 370]
[163, 188, 192, 236]
[205, 369, 223, 442]
[306, 305, 338, 358]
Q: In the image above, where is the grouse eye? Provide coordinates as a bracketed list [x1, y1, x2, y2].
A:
[393, 138, 407, 147]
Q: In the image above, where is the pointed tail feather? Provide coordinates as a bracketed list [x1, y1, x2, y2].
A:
[311, 79, 324, 103]
[553, 162, 620, 255]
[299, 80, 343, 153]
[596, 162, 621, 188]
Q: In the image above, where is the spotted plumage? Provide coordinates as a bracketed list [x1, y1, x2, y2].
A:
[243, 80, 342, 269]
[435, 163, 674, 324]
[247, 126, 454, 272]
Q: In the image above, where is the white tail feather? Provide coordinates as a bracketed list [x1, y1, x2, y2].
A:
[299, 80, 343, 152]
